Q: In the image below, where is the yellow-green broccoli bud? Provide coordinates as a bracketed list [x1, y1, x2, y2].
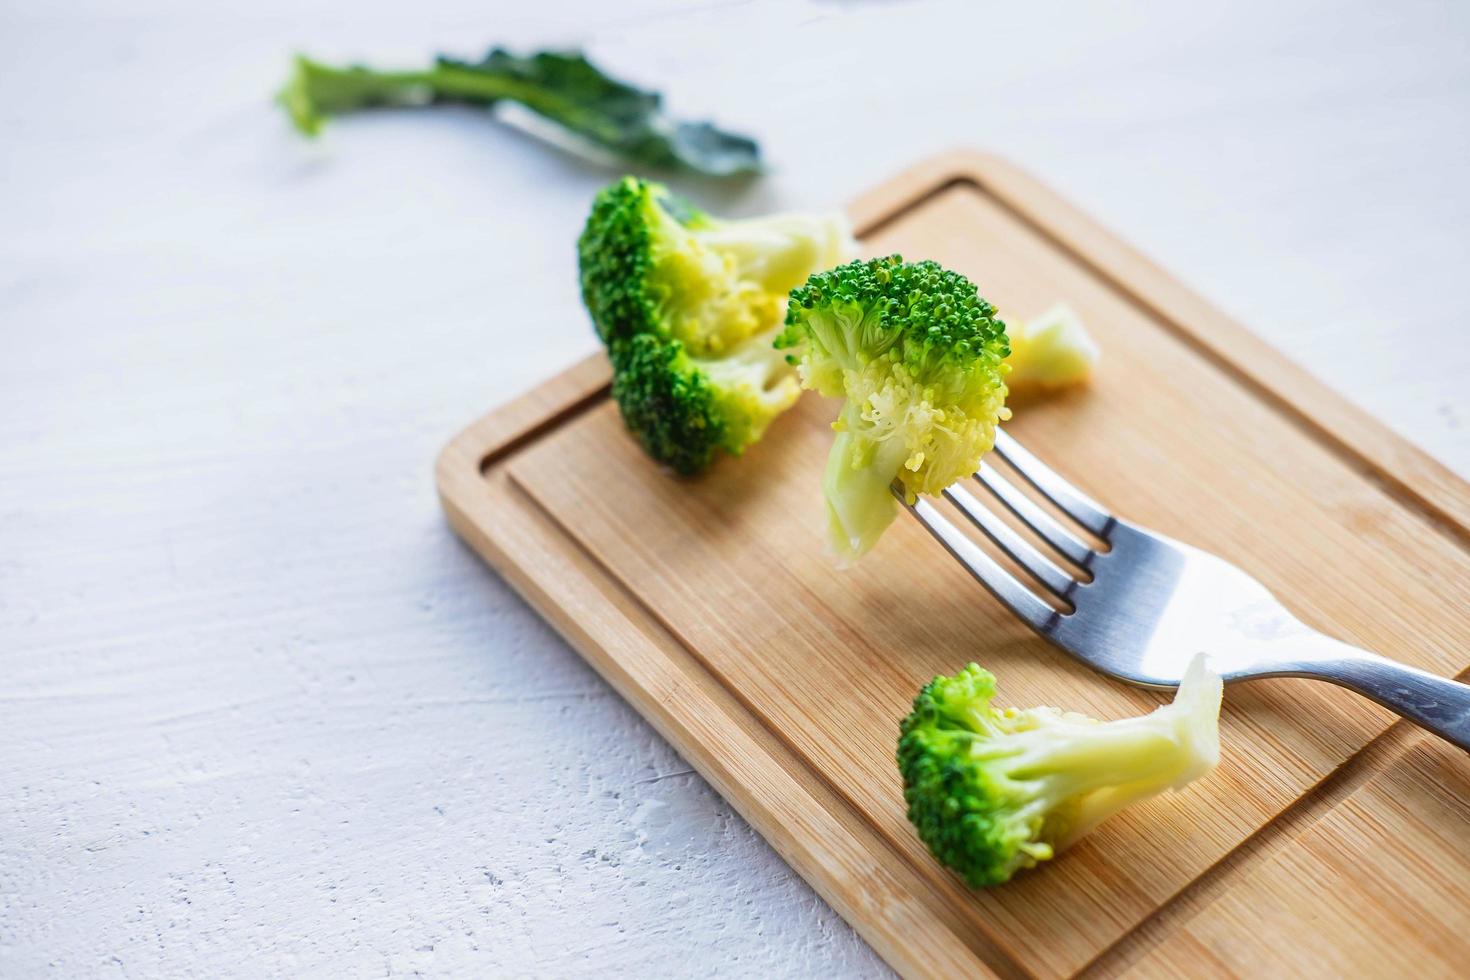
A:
[1005, 303, 1099, 391]
[580, 176, 852, 472]
[776, 256, 1010, 560]
[897, 657, 1221, 887]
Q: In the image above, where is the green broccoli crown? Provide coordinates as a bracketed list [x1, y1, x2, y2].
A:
[776, 256, 1011, 560]
[609, 332, 801, 476]
[897, 659, 1223, 888]
[777, 255, 1010, 385]
[579, 177, 695, 349]
[898, 665, 1055, 888]
[579, 176, 854, 355]
[577, 175, 787, 358]
[609, 334, 724, 476]
[580, 176, 854, 474]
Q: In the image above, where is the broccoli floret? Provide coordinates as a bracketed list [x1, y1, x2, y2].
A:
[1006, 303, 1100, 392]
[609, 331, 800, 475]
[580, 176, 853, 354]
[897, 657, 1222, 888]
[775, 256, 1011, 560]
[579, 176, 853, 472]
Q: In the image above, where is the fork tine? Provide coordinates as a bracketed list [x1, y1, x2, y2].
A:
[943, 484, 1077, 598]
[976, 466, 1095, 567]
[902, 494, 1059, 630]
[992, 430, 1114, 537]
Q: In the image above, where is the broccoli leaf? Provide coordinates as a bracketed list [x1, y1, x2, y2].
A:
[279, 48, 762, 178]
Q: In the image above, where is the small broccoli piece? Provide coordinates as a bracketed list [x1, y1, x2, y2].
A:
[580, 176, 853, 472]
[279, 49, 763, 178]
[609, 331, 801, 475]
[580, 176, 853, 354]
[775, 256, 1010, 560]
[1006, 303, 1100, 392]
[898, 657, 1222, 888]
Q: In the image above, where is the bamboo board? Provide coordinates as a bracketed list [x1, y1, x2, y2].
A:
[436, 153, 1470, 979]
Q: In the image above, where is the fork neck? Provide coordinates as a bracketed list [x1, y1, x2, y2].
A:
[1245, 637, 1470, 753]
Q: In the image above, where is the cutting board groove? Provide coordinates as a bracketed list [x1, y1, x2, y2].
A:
[439, 153, 1470, 978]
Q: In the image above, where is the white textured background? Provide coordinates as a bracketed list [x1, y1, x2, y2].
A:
[2, 0, 1467, 975]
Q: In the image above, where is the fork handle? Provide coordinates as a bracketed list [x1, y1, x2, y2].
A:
[1289, 644, 1470, 752]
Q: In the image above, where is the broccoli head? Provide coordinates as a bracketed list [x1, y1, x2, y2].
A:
[579, 176, 853, 473]
[897, 657, 1222, 888]
[580, 176, 853, 355]
[775, 256, 1011, 560]
[609, 331, 801, 475]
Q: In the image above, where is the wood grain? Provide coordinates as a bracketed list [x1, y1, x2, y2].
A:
[437, 154, 1470, 979]
[437, 355, 1017, 980]
[1103, 731, 1470, 978]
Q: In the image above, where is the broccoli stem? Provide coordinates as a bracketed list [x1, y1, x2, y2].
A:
[696, 326, 801, 451]
[823, 407, 912, 561]
[698, 217, 856, 297]
[280, 56, 597, 138]
[1020, 725, 1190, 837]
[700, 329, 791, 392]
[1008, 676, 1218, 844]
[279, 58, 432, 135]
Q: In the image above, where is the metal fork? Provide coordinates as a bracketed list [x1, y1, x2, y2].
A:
[900, 429, 1470, 751]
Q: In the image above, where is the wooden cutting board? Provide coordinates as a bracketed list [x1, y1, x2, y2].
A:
[437, 153, 1470, 979]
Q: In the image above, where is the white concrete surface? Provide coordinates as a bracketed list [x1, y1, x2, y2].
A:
[2, 0, 1466, 975]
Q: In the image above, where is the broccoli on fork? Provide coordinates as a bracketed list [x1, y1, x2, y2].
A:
[776, 256, 1011, 560]
[898, 657, 1222, 887]
[578, 177, 853, 473]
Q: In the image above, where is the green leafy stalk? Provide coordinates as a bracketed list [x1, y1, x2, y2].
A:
[279, 49, 762, 178]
